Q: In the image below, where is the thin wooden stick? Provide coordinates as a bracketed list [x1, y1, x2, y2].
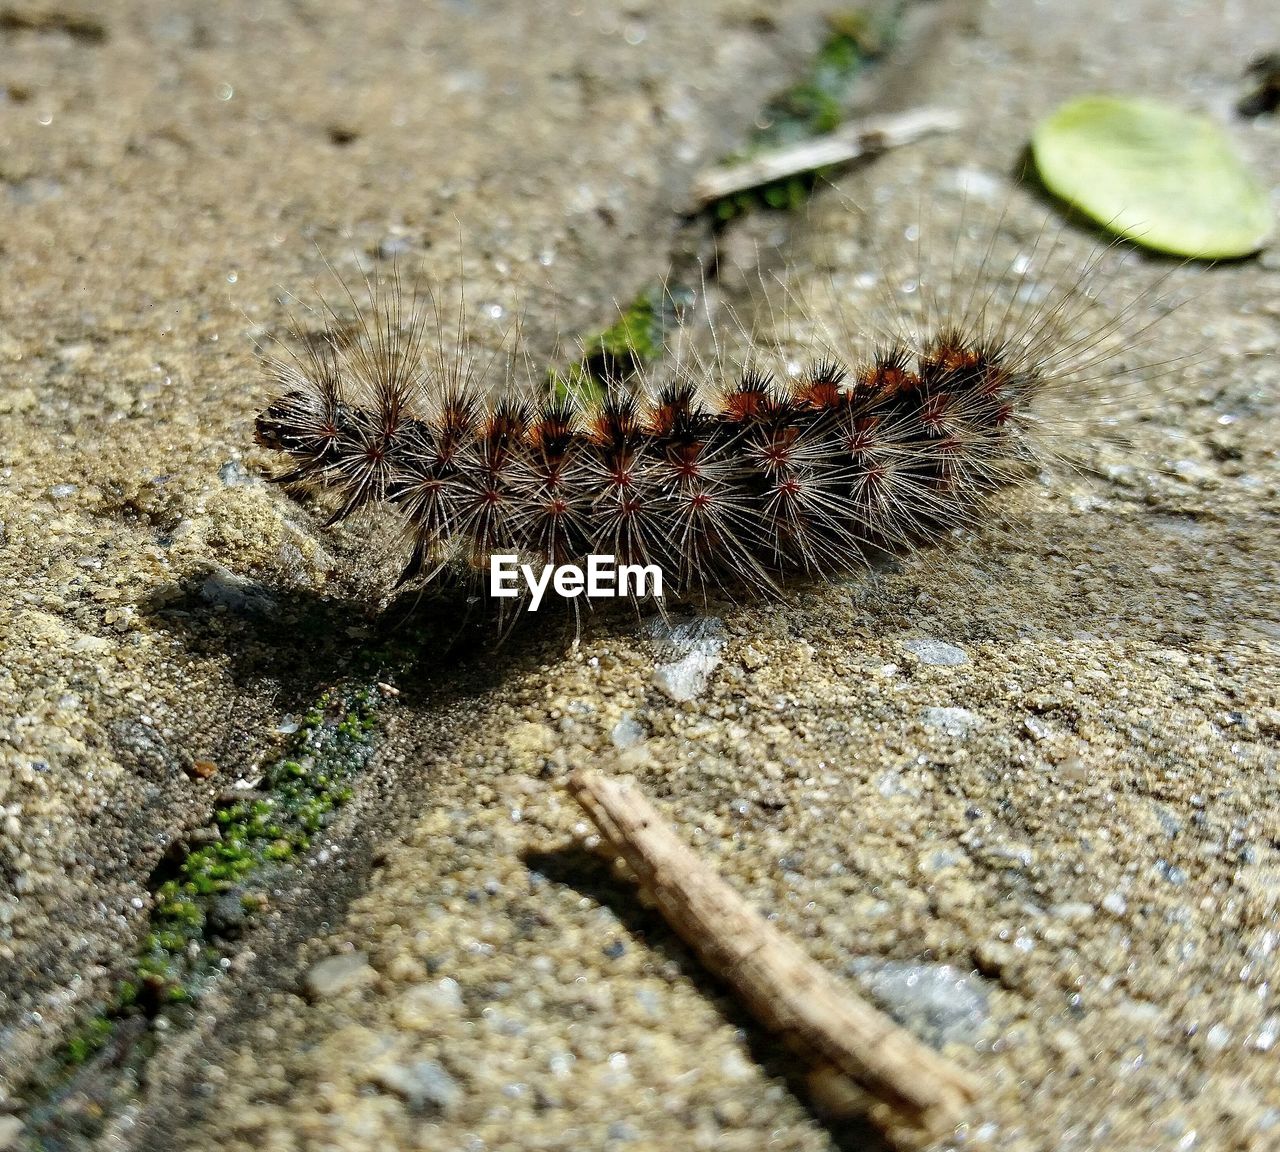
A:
[690, 106, 963, 207]
[567, 768, 980, 1144]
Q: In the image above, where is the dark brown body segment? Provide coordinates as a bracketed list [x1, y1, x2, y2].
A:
[255, 331, 1038, 599]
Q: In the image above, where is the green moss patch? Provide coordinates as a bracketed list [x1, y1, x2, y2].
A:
[708, 7, 899, 222]
[49, 682, 385, 1079]
[554, 285, 696, 406]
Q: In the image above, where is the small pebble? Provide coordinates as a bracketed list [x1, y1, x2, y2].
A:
[188, 758, 218, 779]
[0, 1116, 23, 1152]
[304, 952, 376, 999]
[370, 1058, 461, 1115]
[648, 616, 725, 702]
[218, 460, 256, 486]
[1204, 1023, 1231, 1052]
[922, 706, 982, 737]
[849, 959, 992, 1046]
[207, 888, 249, 938]
[903, 637, 969, 666]
[610, 713, 646, 749]
[1101, 891, 1127, 915]
[200, 566, 278, 617]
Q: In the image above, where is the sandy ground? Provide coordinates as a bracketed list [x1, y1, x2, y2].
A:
[0, 0, 837, 1087]
[1, 1, 1278, 1150]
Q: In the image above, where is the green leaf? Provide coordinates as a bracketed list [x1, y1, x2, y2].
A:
[1032, 95, 1273, 258]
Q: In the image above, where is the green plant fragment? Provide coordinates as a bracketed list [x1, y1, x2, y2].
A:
[1032, 95, 1273, 258]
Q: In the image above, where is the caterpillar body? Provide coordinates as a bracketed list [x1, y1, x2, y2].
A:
[252, 229, 1139, 606]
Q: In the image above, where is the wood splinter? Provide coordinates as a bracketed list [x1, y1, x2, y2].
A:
[567, 768, 980, 1145]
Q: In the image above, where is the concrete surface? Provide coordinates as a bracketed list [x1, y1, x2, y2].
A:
[1, 1, 1277, 1150]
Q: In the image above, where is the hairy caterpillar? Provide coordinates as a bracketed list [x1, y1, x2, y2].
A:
[252, 212, 1161, 609]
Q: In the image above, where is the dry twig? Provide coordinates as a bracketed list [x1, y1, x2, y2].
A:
[568, 768, 979, 1145]
[690, 106, 963, 207]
